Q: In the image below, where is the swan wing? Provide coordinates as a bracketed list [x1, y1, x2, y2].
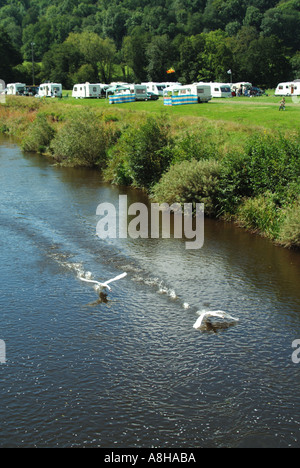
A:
[79, 277, 101, 286]
[193, 311, 208, 329]
[211, 311, 239, 322]
[103, 272, 127, 286]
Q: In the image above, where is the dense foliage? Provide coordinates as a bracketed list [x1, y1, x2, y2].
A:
[0, 0, 299, 87]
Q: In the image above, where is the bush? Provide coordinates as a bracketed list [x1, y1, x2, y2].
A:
[103, 136, 134, 186]
[245, 134, 300, 201]
[219, 151, 253, 215]
[277, 196, 300, 249]
[218, 134, 300, 216]
[21, 114, 55, 153]
[104, 116, 173, 189]
[50, 110, 112, 167]
[172, 131, 219, 164]
[236, 192, 282, 239]
[126, 116, 173, 189]
[152, 159, 222, 217]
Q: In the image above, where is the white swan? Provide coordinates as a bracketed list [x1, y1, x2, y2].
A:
[79, 272, 127, 292]
[193, 310, 239, 329]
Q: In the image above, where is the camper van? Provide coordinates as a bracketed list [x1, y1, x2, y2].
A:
[72, 83, 102, 99]
[194, 84, 212, 102]
[210, 83, 232, 98]
[7, 83, 26, 95]
[38, 83, 62, 98]
[142, 82, 158, 95]
[163, 84, 212, 106]
[275, 81, 300, 96]
[128, 84, 147, 101]
[190, 83, 213, 102]
[142, 82, 180, 96]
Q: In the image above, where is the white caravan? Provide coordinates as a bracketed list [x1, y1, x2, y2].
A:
[210, 82, 232, 98]
[142, 82, 161, 95]
[142, 82, 181, 96]
[128, 84, 147, 100]
[275, 81, 300, 96]
[164, 83, 212, 103]
[72, 83, 102, 99]
[38, 83, 62, 98]
[190, 83, 213, 102]
[7, 83, 26, 95]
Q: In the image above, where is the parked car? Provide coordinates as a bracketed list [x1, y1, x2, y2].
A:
[146, 92, 159, 100]
[24, 86, 39, 96]
[248, 87, 265, 96]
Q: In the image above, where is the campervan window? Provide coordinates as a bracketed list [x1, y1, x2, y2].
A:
[214, 88, 219, 92]
[93, 87, 97, 92]
[136, 89, 146, 94]
[221, 86, 230, 92]
[74, 87, 77, 92]
[198, 89, 205, 93]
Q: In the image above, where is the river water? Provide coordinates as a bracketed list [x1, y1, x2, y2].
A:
[0, 136, 299, 448]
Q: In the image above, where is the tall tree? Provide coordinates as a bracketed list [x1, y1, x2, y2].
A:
[146, 35, 176, 81]
[41, 41, 82, 88]
[66, 32, 117, 83]
[121, 28, 150, 82]
[0, 26, 22, 83]
[197, 30, 234, 82]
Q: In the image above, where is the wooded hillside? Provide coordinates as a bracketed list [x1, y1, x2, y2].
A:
[0, 0, 299, 87]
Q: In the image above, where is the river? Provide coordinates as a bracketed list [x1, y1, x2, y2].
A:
[0, 136, 299, 448]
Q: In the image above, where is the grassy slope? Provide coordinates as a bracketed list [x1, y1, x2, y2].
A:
[61, 91, 299, 133]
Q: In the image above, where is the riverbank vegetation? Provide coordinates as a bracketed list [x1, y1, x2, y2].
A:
[0, 95, 299, 250]
[0, 0, 299, 88]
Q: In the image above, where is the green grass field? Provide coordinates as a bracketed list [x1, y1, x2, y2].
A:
[61, 90, 299, 133]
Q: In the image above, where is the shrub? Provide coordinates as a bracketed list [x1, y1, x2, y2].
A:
[21, 114, 55, 153]
[277, 196, 300, 249]
[218, 134, 300, 216]
[236, 192, 282, 239]
[152, 159, 222, 217]
[219, 151, 253, 215]
[245, 134, 300, 202]
[50, 110, 112, 167]
[104, 116, 173, 189]
[172, 131, 219, 164]
[126, 116, 173, 189]
[103, 136, 134, 186]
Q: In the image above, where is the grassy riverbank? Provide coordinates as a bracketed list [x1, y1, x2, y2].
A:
[0, 95, 299, 249]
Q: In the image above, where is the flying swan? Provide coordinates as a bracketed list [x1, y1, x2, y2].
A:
[79, 272, 127, 292]
[193, 310, 239, 329]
